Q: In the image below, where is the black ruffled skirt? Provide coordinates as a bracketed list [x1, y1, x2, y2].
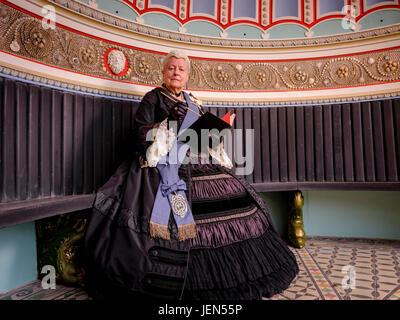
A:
[84, 158, 299, 300]
[182, 163, 298, 300]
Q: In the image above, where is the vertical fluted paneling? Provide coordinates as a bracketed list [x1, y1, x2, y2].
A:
[3, 79, 16, 201]
[83, 95, 94, 194]
[234, 107, 245, 177]
[278, 107, 288, 182]
[304, 106, 314, 181]
[382, 99, 398, 181]
[362, 101, 375, 181]
[252, 107, 262, 183]
[16, 82, 28, 200]
[74, 94, 84, 195]
[372, 100, 386, 181]
[287, 107, 297, 182]
[28, 85, 40, 198]
[63, 93, 74, 196]
[342, 104, 354, 182]
[40, 86, 52, 196]
[0, 77, 139, 203]
[92, 96, 103, 192]
[207, 99, 399, 186]
[314, 106, 324, 181]
[295, 107, 305, 182]
[351, 102, 365, 182]
[323, 105, 334, 181]
[260, 107, 271, 182]
[269, 108, 279, 182]
[1, 76, 399, 204]
[394, 99, 400, 180]
[332, 104, 344, 182]
[52, 89, 63, 196]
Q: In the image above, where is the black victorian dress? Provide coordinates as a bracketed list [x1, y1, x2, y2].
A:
[84, 85, 299, 300]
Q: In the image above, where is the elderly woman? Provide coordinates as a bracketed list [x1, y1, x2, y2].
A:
[84, 50, 298, 300]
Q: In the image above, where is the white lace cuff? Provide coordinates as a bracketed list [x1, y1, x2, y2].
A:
[145, 118, 176, 167]
[208, 143, 233, 169]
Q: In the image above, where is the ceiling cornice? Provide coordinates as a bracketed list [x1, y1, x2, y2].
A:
[43, 0, 400, 49]
[0, 0, 399, 105]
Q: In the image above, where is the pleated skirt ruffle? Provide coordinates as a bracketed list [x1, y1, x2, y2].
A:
[181, 163, 299, 300]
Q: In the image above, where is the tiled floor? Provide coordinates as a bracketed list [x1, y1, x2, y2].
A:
[1, 237, 399, 300]
[268, 237, 400, 300]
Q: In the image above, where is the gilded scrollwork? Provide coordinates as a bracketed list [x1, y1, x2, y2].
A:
[187, 62, 204, 88]
[284, 62, 320, 89]
[376, 52, 400, 80]
[209, 64, 239, 90]
[132, 53, 162, 84]
[0, 3, 13, 38]
[20, 20, 54, 59]
[322, 58, 361, 86]
[245, 63, 278, 89]
[67, 37, 100, 72]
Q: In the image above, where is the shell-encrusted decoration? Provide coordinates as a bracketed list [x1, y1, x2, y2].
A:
[107, 49, 127, 75]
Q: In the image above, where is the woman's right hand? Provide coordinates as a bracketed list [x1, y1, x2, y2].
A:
[168, 101, 187, 121]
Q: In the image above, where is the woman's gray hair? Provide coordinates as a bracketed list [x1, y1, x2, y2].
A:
[162, 50, 191, 74]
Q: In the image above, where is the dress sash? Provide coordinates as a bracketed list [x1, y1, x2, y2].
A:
[149, 91, 199, 241]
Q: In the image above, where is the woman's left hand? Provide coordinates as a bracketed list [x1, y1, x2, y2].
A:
[229, 113, 236, 126]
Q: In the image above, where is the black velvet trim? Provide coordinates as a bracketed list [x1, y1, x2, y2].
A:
[191, 192, 253, 216]
[148, 246, 188, 266]
[191, 190, 247, 202]
[183, 227, 299, 300]
[189, 163, 225, 176]
[142, 273, 184, 299]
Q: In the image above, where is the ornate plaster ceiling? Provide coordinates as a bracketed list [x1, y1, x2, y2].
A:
[72, 0, 400, 41]
[0, 0, 399, 104]
[124, 0, 399, 30]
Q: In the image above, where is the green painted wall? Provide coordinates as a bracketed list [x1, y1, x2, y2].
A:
[260, 190, 400, 240]
[143, 13, 181, 31]
[303, 190, 400, 240]
[79, 0, 138, 20]
[359, 10, 400, 30]
[226, 25, 263, 39]
[0, 222, 37, 293]
[185, 21, 222, 37]
[267, 24, 308, 39]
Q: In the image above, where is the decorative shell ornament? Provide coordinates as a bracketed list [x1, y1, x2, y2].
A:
[107, 49, 127, 75]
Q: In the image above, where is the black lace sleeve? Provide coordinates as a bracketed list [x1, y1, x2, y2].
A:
[133, 87, 188, 162]
[133, 89, 164, 159]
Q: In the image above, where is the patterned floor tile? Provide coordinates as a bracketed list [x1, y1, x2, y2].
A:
[268, 237, 400, 300]
[1, 237, 400, 300]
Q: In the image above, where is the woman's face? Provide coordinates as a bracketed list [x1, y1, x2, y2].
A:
[162, 57, 189, 93]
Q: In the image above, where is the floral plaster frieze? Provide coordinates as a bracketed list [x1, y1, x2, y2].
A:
[0, 1, 399, 104]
